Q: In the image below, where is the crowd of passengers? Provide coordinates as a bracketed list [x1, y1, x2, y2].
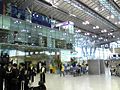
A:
[49, 61, 89, 77]
[0, 62, 46, 90]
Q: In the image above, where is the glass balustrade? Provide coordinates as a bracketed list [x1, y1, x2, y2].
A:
[0, 14, 74, 49]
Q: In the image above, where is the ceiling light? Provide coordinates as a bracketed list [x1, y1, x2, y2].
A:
[28, 36, 31, 38]
[37, 25, 40, 28]
[33, 14, 35, 16]
[101, 29, 107, 33]
[115, 22, 118, 25]
[92, 35, 97, 38]
[76, 30, 81, 32]
[118, 21, 120, 24]
[36, 15, 39, 17]
[69, 13, 76, 17]
[95, 7, 99, 11]
[106, 16, 110, 19]
[93, 27, 96, 29]
[85, 21, 90, 24]
[82, 22, 86, 25]
[104, 39, 108, 41]
[99, 37, 103, 40]
[85, 33, 90, 35]
[114, 0, 117, 2]
[101, 7, 105, 11]
[39, 33, 42, 35]
[96, 26, 99, 29]
[111, 15, 114, 19]
[104, 29, 107, 32]
[108, 33, 113, 35]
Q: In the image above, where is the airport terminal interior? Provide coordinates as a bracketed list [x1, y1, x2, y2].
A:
[1, 0, 120, 90]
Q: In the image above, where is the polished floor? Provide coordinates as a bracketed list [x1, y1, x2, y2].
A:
[32, 72, 120, 90]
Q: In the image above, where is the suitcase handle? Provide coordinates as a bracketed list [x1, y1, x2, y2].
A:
[21, 80, 25, 90]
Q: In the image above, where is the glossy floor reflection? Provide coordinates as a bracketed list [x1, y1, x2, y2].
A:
[33, 73, 120, 90]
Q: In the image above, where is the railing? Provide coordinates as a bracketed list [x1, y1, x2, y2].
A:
[0, 14, 74, 49]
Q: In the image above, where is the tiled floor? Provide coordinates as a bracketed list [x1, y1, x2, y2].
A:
[32, 73, 120, 90]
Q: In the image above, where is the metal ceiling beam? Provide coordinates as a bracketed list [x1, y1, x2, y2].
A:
[19, 0, 34, 9]
[75, 0, 120, 30]
[33, 0, 107, 37]
[107, 0, 120, 14]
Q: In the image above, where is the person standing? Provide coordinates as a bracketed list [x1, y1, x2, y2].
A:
[6, 63, 12, 90]
[11, 64, 19, 90]
[0, 64, 4, 90]
[19, 63, 25, 90]
[60, 64, 65, 77]
[28, 64, 36, 82]
[40, 64, 46, 83]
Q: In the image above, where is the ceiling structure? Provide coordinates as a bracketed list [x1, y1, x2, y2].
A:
[11, 0, 120, 45]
